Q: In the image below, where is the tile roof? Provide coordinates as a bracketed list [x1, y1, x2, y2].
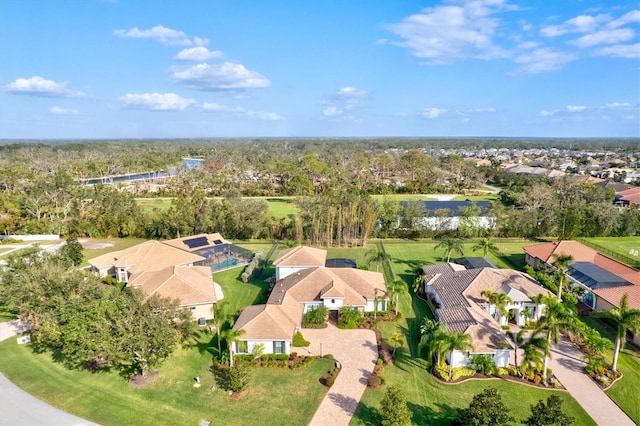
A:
[130, 265, 222, 306]
[593, 285, 640, 310]
[523, 241, 640, 286]
[618, 187, 640, 203]
[427, 267, 547, 352]
[421, 263, 466, 279]
[88, 240, 205, 274]
[272, 246, 327, 267]
[162, 233, 231, 253]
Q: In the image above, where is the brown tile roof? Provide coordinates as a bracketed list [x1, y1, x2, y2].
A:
[272, 246, 327, 267]
[130, 265, 222, 306]
[618, 187, 640, 203]
[161, 233, 231, 253]
[88, 240, 205, 274]
[270, 267, 387, 306]
[593, 286, 640, 310]
[232, 294, 303, 340]
[523, 240, 640, 286]
[428, 267, 546, 353]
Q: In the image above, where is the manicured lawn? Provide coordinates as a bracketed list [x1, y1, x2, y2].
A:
[579, 315, 640, 424]
[581, 237, 640, 267]
[0, 333, 333, 426]
[329, 242, 596, 425]
[262, 197, 298, 219]
[135, 197, 173, 213]
[212, 266, 271, 317]
[451, 194, 499, 201]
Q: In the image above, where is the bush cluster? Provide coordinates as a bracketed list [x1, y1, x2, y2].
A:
[451, 367, 477, 381]
[241, 253, 262, 283]
[292, 331, 310, 347]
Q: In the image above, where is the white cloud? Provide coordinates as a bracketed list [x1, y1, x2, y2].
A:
[468, 107, 496, 113]
[566, 105, 587, 112]
[114, 25, 209, 46]
[386, 0, 516, 63]
[541, 14, 610, 37]
[607, 10, 640, 28]
[514, 48, 576, 73]
[422, 107, 447, 119]
[322, 106, 343, 117]
[120, 92, 196, 111]
[594, 42, 640, 58]
[4, 76, 85, 98]
[571, 28, 635, 48]
[172, 62, 271, 91]
[335, 86, 367, 102]
[49, 106, 79, 115]
[202, 102, 280, 120]
[174, 46, 224, 61]
[539, 110, 555, 117]
[604, 102, 638, 110]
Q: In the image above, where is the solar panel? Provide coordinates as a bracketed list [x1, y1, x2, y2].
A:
[568, 262, 630, 289]
[183, 236, 209, 249]
[213, 239, 223, 245]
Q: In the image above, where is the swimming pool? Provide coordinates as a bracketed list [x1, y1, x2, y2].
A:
[211, 258, 239, 271]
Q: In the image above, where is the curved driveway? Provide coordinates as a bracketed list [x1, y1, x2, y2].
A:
[301, 324, 378, 426]
[0, 321, 98, 426]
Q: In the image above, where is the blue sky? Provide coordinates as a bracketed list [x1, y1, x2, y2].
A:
[1, 0, 638, 139]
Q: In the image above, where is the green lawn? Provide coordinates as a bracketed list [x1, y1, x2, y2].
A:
[212, 266, 271, 317]
[581, 237, 640, 267]
[135, 197, 173, 213]
[0, 333, 333, 426]
[579, 315, 640, 424]
[349, 243, 595, 425]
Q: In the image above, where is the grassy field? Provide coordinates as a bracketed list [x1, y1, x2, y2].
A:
[0, 335, 333, 426]
[581, 237, 640, 267]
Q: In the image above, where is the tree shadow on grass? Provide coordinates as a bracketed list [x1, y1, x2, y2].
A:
[409, 401, 458, 426]
[352, 402, 381, 426]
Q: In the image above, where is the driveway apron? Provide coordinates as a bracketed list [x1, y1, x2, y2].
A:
[302, 323, 378, 426]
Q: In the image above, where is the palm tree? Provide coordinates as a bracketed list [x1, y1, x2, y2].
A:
[592, 294, 640, 372]
[210, 303, 229, 356]
[427, 328, 450, 367]
[418, 318, 447, 364]
[507, 329, 548, 376]
[390, 330, 404, 357]
[386, 279, 407, 316]
[434, 237, 464, 263]
[551, 253, 573, 302]
[472, 237, 497, 258]
[481, 289, 512, 323]
[365, 247, 391, 273]
[538, 295, 580, 379]
[221, 328, 246, 367]
[444, 331, 474, 380]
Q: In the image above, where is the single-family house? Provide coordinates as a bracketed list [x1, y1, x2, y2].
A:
[232, 247, 388, 356]
[421, 264, 549, 368]
[399, 200, 494, 232]
[88, 239, 224, 320]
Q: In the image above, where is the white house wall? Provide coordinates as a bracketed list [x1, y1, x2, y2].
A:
[322, 297, 344, 310]
[449, 350, 511, 369]
[236, 339, 292, 355]
[276, 266, 309, 281]
[187, 303, 213, 321]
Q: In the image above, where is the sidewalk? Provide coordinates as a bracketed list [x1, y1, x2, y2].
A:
[549, 337, 635, 426]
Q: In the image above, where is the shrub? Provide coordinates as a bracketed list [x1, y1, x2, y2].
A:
[292, 331, 310, 347]
[451, 367, 477, 381]
[470, 354, 496, 375]
[433, 365, 449, 381]
[337, 307, 364, 329]
[496, 367, 510, 376]
[325, 375, 335, 387]
[289, 352, 298, 361]
[367, 374, 382, 388]
[241, 252, 262, 283]
[376, 358, 384, 366]
[225, 363, 251, 393]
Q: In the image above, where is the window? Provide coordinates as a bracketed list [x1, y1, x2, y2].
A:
[273, 341, 285, 354]
[236, 341, 248, 353]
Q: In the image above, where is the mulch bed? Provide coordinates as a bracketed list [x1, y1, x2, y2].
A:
[230, 389, 250, 399]
[128, 370, 159, 388]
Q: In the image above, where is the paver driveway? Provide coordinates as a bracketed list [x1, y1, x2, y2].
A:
[301, 323, 378, 426]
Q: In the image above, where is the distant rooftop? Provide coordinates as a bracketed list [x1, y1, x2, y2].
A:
[568, 261, 631, 289]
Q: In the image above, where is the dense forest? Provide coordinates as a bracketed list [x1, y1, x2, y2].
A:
[0, 139, 638, 243]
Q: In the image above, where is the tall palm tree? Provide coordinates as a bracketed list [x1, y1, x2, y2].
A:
[472, 237, 497, 258]
[592, 294, 640, 372]
[386, 279, 407, 316]
[418, 317, 447, 364]
[434, 237, 464, 263]
[427, 328, 450, 367]
[365, 247, 391, 273]
[507, 328, 548, 376]
[538, 295, 580, 379]
[444, 331, 474, 380]
[210, 303, 229, 356]
[551, 253, 573, 302]
[221, 328, 246, 367]
[481, 289, 512, 323]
